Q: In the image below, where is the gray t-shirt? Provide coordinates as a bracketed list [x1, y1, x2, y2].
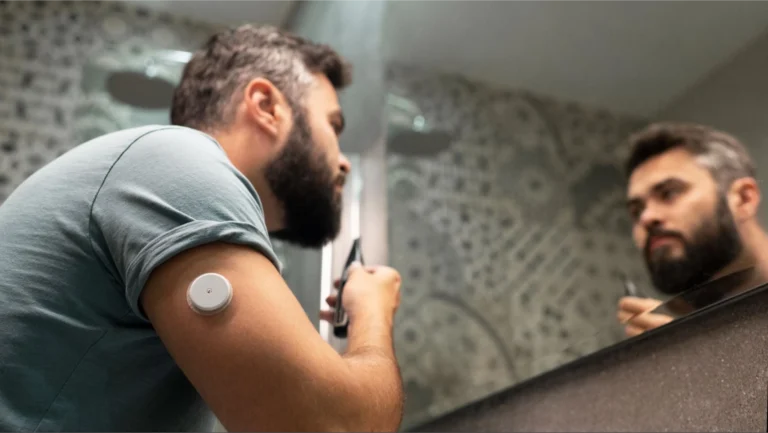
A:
[0, 126, 281, 431]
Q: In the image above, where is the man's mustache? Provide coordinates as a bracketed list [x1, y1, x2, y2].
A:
[644, 227, 685, 256]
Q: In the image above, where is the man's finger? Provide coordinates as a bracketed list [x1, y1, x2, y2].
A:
[319, 310, 334, 323]
[618, 296, 663, 315]
[627, 312, 674, 330]
[625, 324, 645, 337]
[367, 266, 402, 285]
[617, 309, 635, 324]
[325, 294, 337, 307]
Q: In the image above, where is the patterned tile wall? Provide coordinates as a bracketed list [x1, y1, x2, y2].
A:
[0, 1, 221, 202]
[386, 64, 655, 428]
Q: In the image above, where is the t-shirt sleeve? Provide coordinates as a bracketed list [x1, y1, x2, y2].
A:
[90, 127, 282, 320]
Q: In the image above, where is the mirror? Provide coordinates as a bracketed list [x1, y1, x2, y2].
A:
[380, 1, 768, 428]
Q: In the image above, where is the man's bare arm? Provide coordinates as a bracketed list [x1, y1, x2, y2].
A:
[141, 242, 403, 431]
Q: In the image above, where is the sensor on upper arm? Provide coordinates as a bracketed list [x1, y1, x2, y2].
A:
[187, 273, 233, 315]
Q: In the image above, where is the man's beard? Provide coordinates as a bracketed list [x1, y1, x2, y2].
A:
[265, 108, 343, 249]
[644, 195, 743, 295]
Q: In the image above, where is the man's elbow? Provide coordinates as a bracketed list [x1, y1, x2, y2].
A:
[337, 383, 404, 432]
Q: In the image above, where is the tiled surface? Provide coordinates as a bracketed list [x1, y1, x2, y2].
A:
[0, 1, 219, 202]
[386, 64, 654, 427]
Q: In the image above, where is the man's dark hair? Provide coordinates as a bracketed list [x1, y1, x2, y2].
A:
[626, 122, 756, 190]
[171, 25, 352, 131]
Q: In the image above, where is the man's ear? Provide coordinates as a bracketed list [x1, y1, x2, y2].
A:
[728, 177, 761, 222]
[242, 78, 288, 140]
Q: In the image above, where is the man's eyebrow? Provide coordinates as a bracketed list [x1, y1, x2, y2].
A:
[626, 197, 643, 210]
[650, 177, 686, 193]
[330, 110, 345, 134]
[626, 177, 687, 209]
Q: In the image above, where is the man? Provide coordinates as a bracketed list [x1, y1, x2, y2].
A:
[617, 122, 768, 337]
[0, 25, 404, 431]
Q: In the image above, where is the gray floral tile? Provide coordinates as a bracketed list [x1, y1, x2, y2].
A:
[386, 63, 652, 428]
[0, 1, 217, 202]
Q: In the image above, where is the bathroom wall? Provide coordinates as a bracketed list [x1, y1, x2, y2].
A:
[659, 28, 768, 223]
[0, 1, 224, 202]
[386, 63, 653, 427]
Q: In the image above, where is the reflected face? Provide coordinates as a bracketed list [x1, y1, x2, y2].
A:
[266, 74, 351, 248]
[626, 148, 742, 294]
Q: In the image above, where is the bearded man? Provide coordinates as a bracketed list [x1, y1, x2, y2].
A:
[618, 122, 768, 337]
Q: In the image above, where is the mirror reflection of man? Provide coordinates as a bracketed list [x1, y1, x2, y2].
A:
[617, 122, 768, 337]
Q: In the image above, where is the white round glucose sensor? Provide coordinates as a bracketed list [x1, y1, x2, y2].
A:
[187, 273, 233, 315]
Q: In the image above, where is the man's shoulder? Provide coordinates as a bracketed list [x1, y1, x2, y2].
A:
[89, 125, 267, 231]
[100, 125, 249, 193]
[84, 125, 223, 156]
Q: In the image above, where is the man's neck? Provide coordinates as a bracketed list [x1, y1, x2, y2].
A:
[712, 224, 768, 282]
[712, 252, 755, 282]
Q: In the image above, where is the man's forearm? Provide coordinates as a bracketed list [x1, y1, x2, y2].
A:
[347, 309, 395, 355]
[340, 311, 403, 431]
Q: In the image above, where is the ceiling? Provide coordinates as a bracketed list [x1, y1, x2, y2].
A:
[121, 1, 768, 119]
[121, 0, 296, 27]
[383, 1, 768, 118]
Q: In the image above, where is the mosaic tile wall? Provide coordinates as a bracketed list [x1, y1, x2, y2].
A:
[386, 64, 655, 427]
[0, 0, 222, 202]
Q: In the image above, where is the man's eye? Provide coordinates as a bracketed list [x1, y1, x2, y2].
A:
[659, 188, 679, 201]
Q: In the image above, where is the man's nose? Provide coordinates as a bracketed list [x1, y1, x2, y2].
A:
[638, 204, 665, 230]
[339, 153, 351, 175]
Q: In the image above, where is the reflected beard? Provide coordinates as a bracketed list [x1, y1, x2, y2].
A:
[265, 109, 342, 249]
[645, 196, 743, 295]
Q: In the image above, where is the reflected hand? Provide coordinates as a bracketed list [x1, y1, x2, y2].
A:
[617, 296, 674, 337]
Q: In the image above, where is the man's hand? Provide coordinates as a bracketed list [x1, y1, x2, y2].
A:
[321, 263, 402, 331]
[617, 296, 675, 337]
